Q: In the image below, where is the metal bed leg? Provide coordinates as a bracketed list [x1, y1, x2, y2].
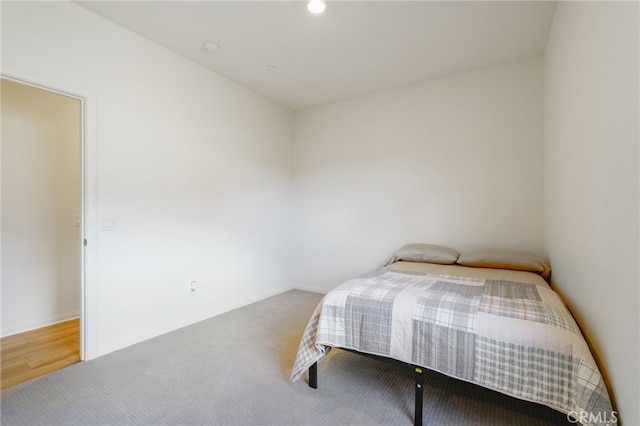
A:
[309, 362, 318, 389]
[307, 355, 422, 426]
[414, 367, 424, 426]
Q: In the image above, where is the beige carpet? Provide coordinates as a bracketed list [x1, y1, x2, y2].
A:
[0, 290, 570, 425]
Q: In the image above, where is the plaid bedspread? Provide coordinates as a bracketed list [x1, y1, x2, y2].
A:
[291, 268, 616, 426]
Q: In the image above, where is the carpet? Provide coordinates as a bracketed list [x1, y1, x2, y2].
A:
[0, 290, 570, 425]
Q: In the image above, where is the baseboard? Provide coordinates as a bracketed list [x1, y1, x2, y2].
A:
[293, 285, 329, 294]
[91, 284, 297, 359]
[1, 311, 80, 338]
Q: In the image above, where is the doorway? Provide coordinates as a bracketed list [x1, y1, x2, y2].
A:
[1, 77, 84, 386]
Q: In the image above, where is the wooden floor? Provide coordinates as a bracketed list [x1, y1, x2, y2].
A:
[1, 319, 80, 390]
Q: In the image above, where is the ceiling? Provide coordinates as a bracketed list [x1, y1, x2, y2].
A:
[75, 1, 558, 111]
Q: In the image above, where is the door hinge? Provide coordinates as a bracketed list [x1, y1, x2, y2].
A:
[84, 239, 87, 247]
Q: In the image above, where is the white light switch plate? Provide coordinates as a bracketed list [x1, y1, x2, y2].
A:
[99, 217, 117, 231]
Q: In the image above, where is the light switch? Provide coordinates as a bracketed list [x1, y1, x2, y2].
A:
[99, 217, 117, 231]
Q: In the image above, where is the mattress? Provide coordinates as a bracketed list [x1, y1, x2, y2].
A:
[291, 261, 616, 426]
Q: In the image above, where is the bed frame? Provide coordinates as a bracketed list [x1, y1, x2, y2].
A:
[307, 348, 425, 426]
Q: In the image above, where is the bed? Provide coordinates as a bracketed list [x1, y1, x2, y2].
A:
[291, 244, 616, 426]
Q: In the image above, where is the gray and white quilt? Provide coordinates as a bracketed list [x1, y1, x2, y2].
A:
[291, 267, 616, 426]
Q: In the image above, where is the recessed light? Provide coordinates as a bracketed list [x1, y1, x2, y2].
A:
[307, 0, 326, 14]
[201, 42, 219, 54]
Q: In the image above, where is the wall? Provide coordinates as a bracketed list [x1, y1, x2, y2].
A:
[293, 57, 544, 291]
[544, 2, 639, 425]
[1, 1, 294, 358]
[1, 79, 81, 336]
[3, 5, 635, 422]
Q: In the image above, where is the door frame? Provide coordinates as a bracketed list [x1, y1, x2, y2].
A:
[1, 72, 95, 361]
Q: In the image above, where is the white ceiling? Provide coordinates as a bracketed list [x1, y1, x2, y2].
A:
[75, 1, 558, 111]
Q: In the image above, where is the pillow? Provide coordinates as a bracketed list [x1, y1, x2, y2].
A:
[386, 243, 460, 266]
[457, 248, 551, 280]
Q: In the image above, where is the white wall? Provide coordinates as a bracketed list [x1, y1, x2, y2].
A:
[1, 79, 81, 336]
[1, 1, 294, 358]
[3, 3, 635, 422]
[544, 2, 639, 425]
[293, 57, 544, 292]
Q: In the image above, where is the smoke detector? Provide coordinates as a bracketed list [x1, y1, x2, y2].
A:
[202, 42, 220, 53]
